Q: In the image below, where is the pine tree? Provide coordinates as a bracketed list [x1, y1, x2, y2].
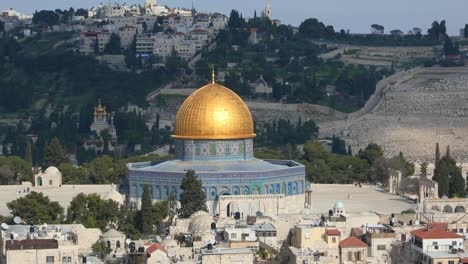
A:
[43, 137, 68, 168]
[435, 143, 440, 163]
[138, 184, 154, 234]
[155, 113, 160, 129]
[179, 170, 207, 218]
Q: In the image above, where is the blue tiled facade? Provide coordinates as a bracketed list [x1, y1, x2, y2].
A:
[126, 139, 306, 202]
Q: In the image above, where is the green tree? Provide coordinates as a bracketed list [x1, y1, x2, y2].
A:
[92, 240, 112, 260]
[43, 137, 68, 168]
[179, 170, 207, 218]
[435, 143, 441, 163]
[464, 24, 468, 38]
[104, 33, 121, 54]
[137, 185, 154, 234]
[59, 163, 90, 184]
[7, 192, 64, 224]
[420, 162, 428, 178]
[32, 10, 60, 26]
[392, 152, 415, 176]
[358, 143, 383, 165]
[0, 156, 33, 183]
[0, 20, 4, 32]
[25, 140, 33, 165]
[433, 154, 463, 198]
[66, 193, 121, 230]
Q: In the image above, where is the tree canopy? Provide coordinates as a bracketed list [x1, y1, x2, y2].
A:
[104, 33, 122, 54]
[7, 192, 64, 224]
[66, 193, 121, 230]
[43, 137, 68, 168]
[179, 170, 207, 218]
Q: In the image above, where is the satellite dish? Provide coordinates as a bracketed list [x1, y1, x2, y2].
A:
[1, 223, 9, 230]
[13, 216, 21, 224]
[125, 239, 131, 245]
[155, 235, 162, 243]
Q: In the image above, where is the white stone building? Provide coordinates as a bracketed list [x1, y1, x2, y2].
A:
[101, 229, 126, 257]
[34, 166, 62, 187]
[118, 25, 138, 49]
[2, 224, 102, 264]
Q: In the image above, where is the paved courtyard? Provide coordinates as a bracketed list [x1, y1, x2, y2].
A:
[309, 184, 416, 215]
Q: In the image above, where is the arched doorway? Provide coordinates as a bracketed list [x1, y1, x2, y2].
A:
[443, 205, 454, 213]
[37, 177, 43, 187]
[455, 206, 466, 213]
[227, 202, 239, 217]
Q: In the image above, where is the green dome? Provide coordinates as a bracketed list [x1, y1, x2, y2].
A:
[335, 201, 345, 209]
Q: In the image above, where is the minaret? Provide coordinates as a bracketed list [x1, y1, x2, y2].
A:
[265, 0, 272, 20]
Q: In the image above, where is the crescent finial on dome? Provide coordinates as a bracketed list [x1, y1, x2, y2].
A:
[211, 66, 215, 84]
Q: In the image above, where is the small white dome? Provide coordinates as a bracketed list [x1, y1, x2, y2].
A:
[188, 211, 213, 235]
[44, 166, 61, 177]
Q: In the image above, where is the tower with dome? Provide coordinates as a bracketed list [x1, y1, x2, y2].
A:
[126, 75, 306, 216]
[84, 100, 118, 153]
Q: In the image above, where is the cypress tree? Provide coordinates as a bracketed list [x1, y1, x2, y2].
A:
[435, 143, 440, 163]
[446, 145, 451, 160]
[179, 170, 207, 218]
[138, 184, 154, 234]
[433, 157, 449, 197]
[25, 140, 33, 165]
[347, 145, 352, 156]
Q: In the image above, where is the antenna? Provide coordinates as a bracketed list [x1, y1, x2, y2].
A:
[13, 216, 21, 224]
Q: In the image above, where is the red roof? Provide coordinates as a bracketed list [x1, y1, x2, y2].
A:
[147, 243, 167, 254]
[411, 227, 463, 240]
[6, 239, 58, 250]
[339, 236, 368, 248]
[461, 257, 468, 263]
[326, 229, 340, 236]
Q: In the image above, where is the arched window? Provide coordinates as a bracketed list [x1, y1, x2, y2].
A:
[116, 240, 121, 248]
[107, 241, 111, 248]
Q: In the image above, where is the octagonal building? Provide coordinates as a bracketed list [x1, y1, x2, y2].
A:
[126, 79, 306, 216]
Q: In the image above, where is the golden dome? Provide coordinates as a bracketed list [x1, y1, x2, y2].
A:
[172, 83, 255, 140]
[94, 99, 107, 116]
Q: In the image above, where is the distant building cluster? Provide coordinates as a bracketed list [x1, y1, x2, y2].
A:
[0, 8, 32, 32]
[135, 13, 226, 60]
[75, 0, 227, 60]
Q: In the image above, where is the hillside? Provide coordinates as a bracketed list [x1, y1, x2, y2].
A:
[320, 66, 468, 163]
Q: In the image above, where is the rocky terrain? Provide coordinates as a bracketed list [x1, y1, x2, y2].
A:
[320, 66, 468, 163]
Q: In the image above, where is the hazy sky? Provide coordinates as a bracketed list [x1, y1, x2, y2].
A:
[1, 0, 467, 35]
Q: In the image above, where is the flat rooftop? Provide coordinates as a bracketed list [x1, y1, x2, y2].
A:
[202, 247, 252, 255]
